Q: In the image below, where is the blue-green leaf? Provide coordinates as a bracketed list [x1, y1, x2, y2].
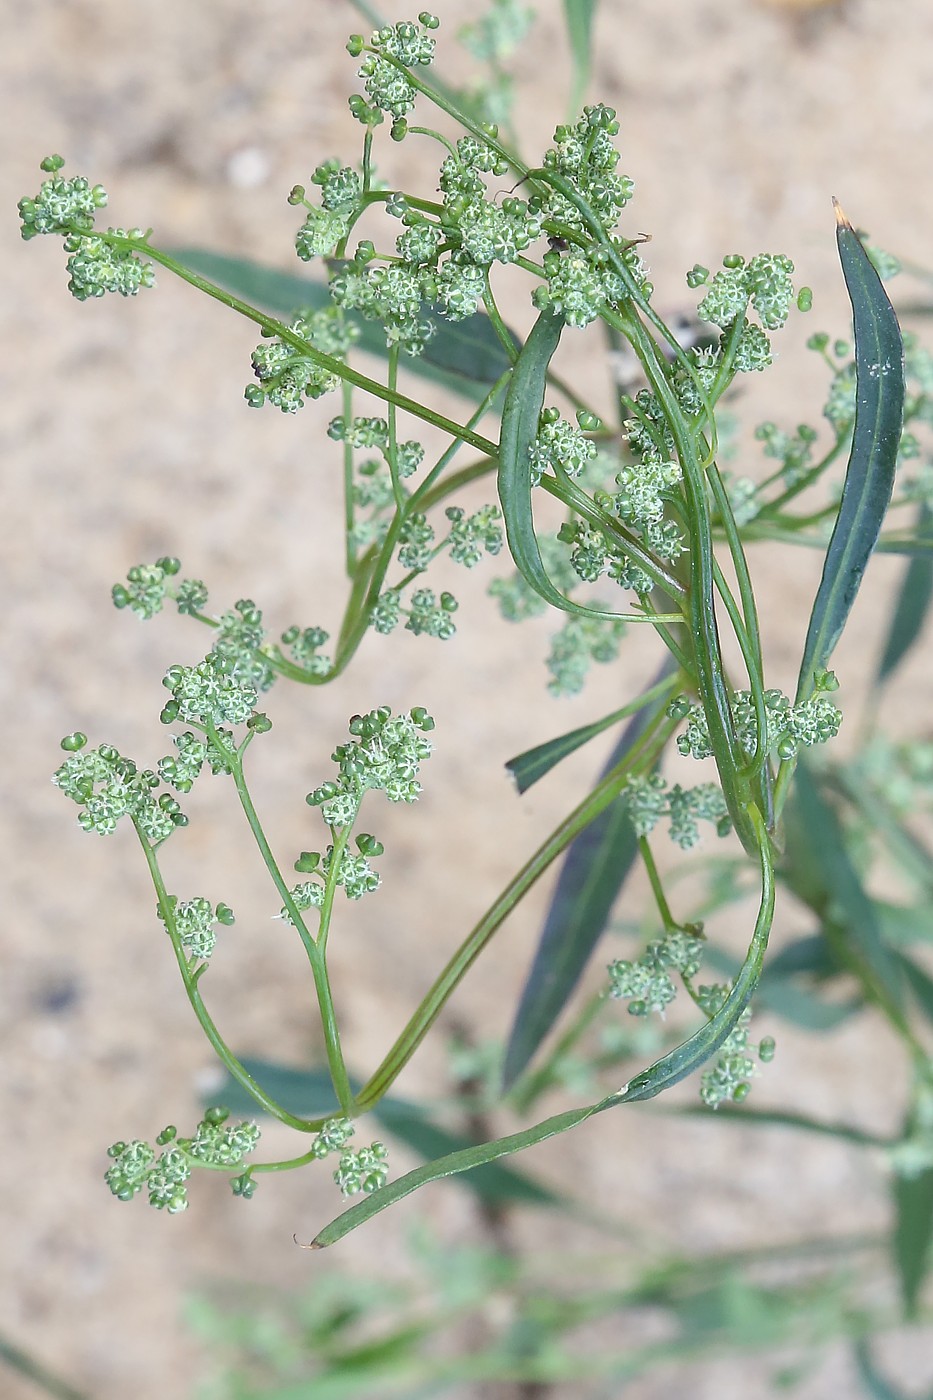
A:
[892, 1162, 933, 1318]
[502, 678, 675, 1089]
[876, 504, 933, 684]
[852, 1337, 914, 1400]
[505, 667, 677, 795]
[786, 765, 907, 1027]
[212, 1059, 557, 1208]
[563, 0, 599, 116]
[796, 205, 905, 700]
[168, 247, 515, 398]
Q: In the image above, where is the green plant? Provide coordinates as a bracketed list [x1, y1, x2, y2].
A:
[20, 7, 933, 1348]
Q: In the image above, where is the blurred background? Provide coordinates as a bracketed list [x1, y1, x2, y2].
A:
[4, 1, 933, 1396]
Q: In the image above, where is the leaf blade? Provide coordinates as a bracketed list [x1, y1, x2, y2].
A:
[502, 681, 672, 1090]
[892, 1163, 933, 1318]
[563, 0, 599, 115]
[168, 247, 515, 398]
[796, 206, 905, 699]
[875, 503, 933, 684]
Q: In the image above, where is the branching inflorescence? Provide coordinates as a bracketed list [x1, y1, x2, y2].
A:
[23, 9, 914, 1241]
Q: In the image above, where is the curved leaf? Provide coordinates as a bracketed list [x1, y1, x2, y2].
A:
[305, 813, 774, 1247]
[213, 1059, 557, 1208]
[796, 204, 905, 699]
[168, 247, 515, 398]
[892, 1163, 933, 1318]
[502, 676, 674, 1089]
[498, 310, 628, 621]
[876, 503, 933, 684]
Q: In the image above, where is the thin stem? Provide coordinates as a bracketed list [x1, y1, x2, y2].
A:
[639, 837, 676, 931]
[355, 715, 677, 1112]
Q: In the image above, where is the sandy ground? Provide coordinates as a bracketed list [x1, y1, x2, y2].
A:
[4, 1, 933, 1397]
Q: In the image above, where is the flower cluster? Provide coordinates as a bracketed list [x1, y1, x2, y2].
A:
[350, 14, 439, 121]
[537, 104, 635, 237]
[608, 925, 706, 1017]
[694, 986, 776, 1109]
[54, 734, 186, 843]
[306, 706, 435, 829]
[689, 253, 800, 372]
[246, 308, 350, 413]
[546, 614, 627, 697]
[624, 773, 731, 849]
[19, 157, 154, 300]
[282, 834, 385, 918]
[159, 654, 259, 731]
[527, 408, 598, 485]
[309, 1117, 389, 1197]
[159, 894, 235, 961]
[671, 677, 842, 763]
[104, 1108, 261, 1213]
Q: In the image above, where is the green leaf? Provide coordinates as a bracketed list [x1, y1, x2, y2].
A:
[784, 765, 907, 1028]
[0, 1334, 89, 1400]
[498, 309, 627, 621]
[674, 1104, 888, 1149]
[563, 0, 599, 115]
[213, 1059, 557, 1208]
[502, 679, 674, 1090]
[897, 951, 933, 1026]
[852, 1337, 914, 1400]
[307, 812, 774, 1247]
[876, 504, 933, 684]
[168, 247, 515, 399]
[505, 666, 677, 794]
[892, 1163, 933, 1318]
[796, 206, 905, 700]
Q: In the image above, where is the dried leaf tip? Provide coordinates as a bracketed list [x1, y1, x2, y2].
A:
[832, 196, 851, 230]
[292, 1232, 322, 1250]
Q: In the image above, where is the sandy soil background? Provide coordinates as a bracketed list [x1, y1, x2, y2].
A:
[4, 1, 933, 1397]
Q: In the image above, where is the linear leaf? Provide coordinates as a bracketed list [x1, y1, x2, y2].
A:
[674, 1104, 888, 1148]
[796, 206, 905, 699]
[876, 504, 933, 684]
[892, 1163, 933, 1317]
[502, 682, 674, 1089]
[169, 247, 515, 398]
[213, 1059, 557, 1207]
[563, 0, 599, 115]
[897, 951, 933, 1027]
[506, 665, 677, 795]
[306, 819, 774, 1246]
[498, 309, 628, 621]
[785, 765, 907, 1026]
[853, 1338, 916, 1400]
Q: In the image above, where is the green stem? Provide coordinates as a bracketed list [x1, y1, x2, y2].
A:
[639, 837, 676, 931]
[132, 821, 316, 1131]
[355, 715, 676, 1112]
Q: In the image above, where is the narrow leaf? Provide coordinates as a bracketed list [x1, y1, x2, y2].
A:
[498, 309, 626, 621]
[169, 247, 515, 397]
[563, 0, 599, 115]
[876, 503, 933, 683]
[306, 818, 774, 1246]
[675, 1104, 888, 1148]
[213, 1059, 556, 1207]
[892, 1163, 933, 1317]
[506, 666, 676, 794]
[502, 681, 672, 1089]
[897, 951, 933, 1027]
[789, 765, 906, 1024]
[852, 1338, 913, 1400]
[796, 205, 905, 699]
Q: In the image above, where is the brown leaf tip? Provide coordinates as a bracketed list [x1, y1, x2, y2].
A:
[832, 196, 852, 231]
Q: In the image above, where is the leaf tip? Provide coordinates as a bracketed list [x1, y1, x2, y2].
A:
[832, 196, 851, 230]
[293, 1232, 323, 1251]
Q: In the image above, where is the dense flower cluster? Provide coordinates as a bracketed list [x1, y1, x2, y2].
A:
[624, 773, 731, 849]
[608, 925, 706, 1017]
[54, 734, 186, 843]
[671, 680, 842, 763]
[105, 1108, 261, 1213]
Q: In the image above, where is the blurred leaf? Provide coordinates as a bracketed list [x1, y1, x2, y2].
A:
[853, 1337, 916, 1399]
[563, 0, 599, 115]
[214, 1059, 558, 1208]
[897, 951, 933, 1026]
[876, 504, 933, 684]
[892, 1163, 933, 1318]
[675, 1104, 889, 1149]
[0, 1334, 88, 1400]
[796, 205, 904, 699]
[502, 680, 672, 1090]
[705, 940, 861, 1030]
[785, 765, 907, 1027]
[168, 247, 516, 399]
